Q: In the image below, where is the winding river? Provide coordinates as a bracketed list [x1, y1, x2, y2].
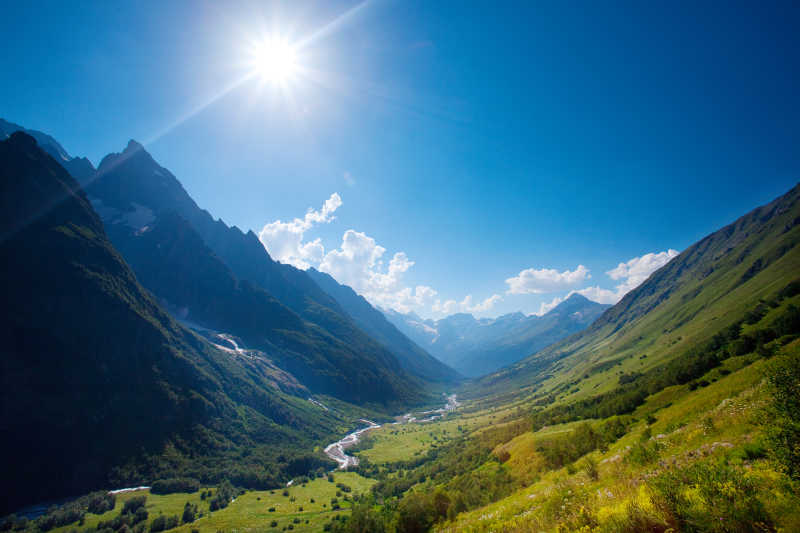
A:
[323, 394, 459, 469]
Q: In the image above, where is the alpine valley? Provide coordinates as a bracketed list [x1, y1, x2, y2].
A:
[1, 118, 799, 533]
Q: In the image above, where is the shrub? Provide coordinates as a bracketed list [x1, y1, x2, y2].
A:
[150, 478, 200, 495]
[606, 500, 670, 533]
[36, 503, 85, 532]
[581, 456, 599, 481]
[764, 346, 800, 480]
[650, 459, 774, 532]
[209, 480, 238, 512]
[122, 496, 147, 515]
[627, 440, 660, 466]
[149, 515, 179, 533]
[495, 448, 511, 463]
[86, 491, 116, 515]
[182, 503, 198, 524]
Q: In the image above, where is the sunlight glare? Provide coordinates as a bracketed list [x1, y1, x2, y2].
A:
[251, 38, 299, 84]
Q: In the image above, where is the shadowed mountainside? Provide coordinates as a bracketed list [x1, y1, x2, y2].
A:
[0, 133, 340, 514]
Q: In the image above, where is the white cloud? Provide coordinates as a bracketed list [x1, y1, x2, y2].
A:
[432, 299, 459, 315]
[574, 286, 620, 305]
[343, 171, 356, 187]
[505, 265, 590, 295]
[461, 294, 503, 313]
[319, 230, 437, 313]
[258, 193, 342, 269]
[534, 295, 566, 316]
[575, 249, 680, 305]
[427, 294, 502, 316]
[606, 249, 679, 293]
[528, 249, 679, 311]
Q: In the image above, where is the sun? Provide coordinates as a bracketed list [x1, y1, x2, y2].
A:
[251, 38, 299, 84]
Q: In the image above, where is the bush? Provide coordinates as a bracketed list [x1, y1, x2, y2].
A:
[581, 456, 599, 481]
[122, 496, 147, 515]
[626, 440, 660, 466]
[149, 515, 179, 533]
[209, 480, 237, 512]
[765, 346, 800, 480]
[36, 504, 85, 532]
[150, 478, 200, 495]
[86, 491, 116, 515]
[182, 502, 198, 524]
[133, 507, 149, 525]
[650, 459, 774, 532]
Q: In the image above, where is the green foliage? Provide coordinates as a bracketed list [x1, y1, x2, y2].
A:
[208, 480, 237, 512]
[150, 478, 200, 495]
[148, 514, 179, 533]
[121, 496, 147, 516]
[35, 503, 85, 532]
[626, 440, 661, 466]
[764, 344, 800, 480]
[32, 491, 116, 532]
[581, 455, 599, 481]
[181, 502, 198, 524]
[530, 296, 800, 430]
[86, 492, 116, 515]
[536, 421, 628, 470]
[650, 459, 775, 532]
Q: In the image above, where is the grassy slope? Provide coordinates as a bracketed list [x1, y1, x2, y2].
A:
[438, 340, 800, 532]
[473, 184, 800, 411]
[49, 473, 375, 533]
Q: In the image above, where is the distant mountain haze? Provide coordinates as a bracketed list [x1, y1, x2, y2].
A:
[384, 294, 610, 377]
[306, 268, 460, 383]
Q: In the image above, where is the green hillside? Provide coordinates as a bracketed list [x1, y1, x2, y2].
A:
[4, 144, 797, 533]
[475, 183, 800, 407]
[0, 133, 351, 515]
[278, 184, 800, 533]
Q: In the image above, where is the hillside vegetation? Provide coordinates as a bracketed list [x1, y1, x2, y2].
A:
[3, 143, 797, 533]
[0, 133, 349, 515]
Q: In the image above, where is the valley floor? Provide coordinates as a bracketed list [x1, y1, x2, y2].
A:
[11, 332, 800, 533]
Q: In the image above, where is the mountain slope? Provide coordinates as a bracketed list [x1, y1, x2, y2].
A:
[0, 118, 95, 183]
[306, 268, 460, 383]
[0, 133, 339, 514]
[105, 211, 425, 403]
[384, 294, 609, 377]
[476, 183, 800, 401]
[84, 140, 427, 406]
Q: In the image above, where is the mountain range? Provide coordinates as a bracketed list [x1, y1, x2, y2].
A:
[383, 294, 610, 376]
[0, 132, 342, 514]
[2, 118, 798, 531]
[0, 120, 466, 513]
[80, 138, 453, 405]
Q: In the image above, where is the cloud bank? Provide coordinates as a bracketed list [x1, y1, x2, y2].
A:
[258, 194, 677, 319]
[258, 193, 342, 269]
[505, 265, 590, 294]
[531, 249, 680, 312]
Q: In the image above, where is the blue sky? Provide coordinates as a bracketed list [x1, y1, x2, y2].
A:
[2, 0, 799, 317]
